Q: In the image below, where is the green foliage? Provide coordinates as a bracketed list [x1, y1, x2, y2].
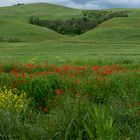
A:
[8, 38, 23, 43]
[29, 16, 40, 25]
[0, 87, 31, 139]
[0, 64, 140, 139]
[29, 17, 96, 35]
[104, 11, 129, 20]
[83, 105, 117, 140]
[0, 37, 23, 42]
[14, 3, 24, 6]
[29, 10, 128, 35]
[82, 10, 111, 19]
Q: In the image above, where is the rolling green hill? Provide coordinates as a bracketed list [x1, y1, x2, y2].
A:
[76, 9, 140, 43]
[0, 3, 140, 64]
[0, 3, 84, 41]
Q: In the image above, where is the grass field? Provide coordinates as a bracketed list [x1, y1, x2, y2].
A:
[0, 3, 140, 64]
[0, 3, 140, 140]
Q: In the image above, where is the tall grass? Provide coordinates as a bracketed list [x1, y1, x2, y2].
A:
[0, 63, 140, 139]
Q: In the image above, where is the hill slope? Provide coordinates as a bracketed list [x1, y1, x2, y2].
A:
[0, 3, 82, 41]
[0, 3, 140, 43]
[0, 3, 140, 63]
[75, 9, 140, 43]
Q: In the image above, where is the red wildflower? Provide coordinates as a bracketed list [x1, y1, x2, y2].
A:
[22, 73, 25, 77]
[55, 67, 61, 73]
[30, 74, 34, 78]
[92, 66, 99, 73]
[54, 89, 64, 95]
[16, 73, 19, 78]
[104, 78, 107, 81]
[43, 107, 48, 113]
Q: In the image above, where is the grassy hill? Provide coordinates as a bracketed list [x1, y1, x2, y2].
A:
[76, 9, 140, 43]
[0, 3, 140, 64]
[0, 3, 83, 41]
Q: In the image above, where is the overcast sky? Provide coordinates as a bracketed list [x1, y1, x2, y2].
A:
[0, 0, 140, 9]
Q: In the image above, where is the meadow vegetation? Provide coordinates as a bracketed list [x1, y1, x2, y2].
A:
[0, 63, 140, 139]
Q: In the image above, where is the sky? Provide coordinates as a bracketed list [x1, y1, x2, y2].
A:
[0, 0, 140, 9]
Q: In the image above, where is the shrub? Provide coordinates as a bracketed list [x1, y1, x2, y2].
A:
[14, 3, 24, 6]
[29, 16, 40, 25]
[0, 37, 23, 42]
[8, 38, 23, 42]
[29, 10, 128, 35]
[82, 10, 111, 19]
[104, 11, 128, 20]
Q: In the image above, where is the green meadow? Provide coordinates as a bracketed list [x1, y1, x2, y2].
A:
[0, 3, 139, 64]
[0, 3, 140, 140]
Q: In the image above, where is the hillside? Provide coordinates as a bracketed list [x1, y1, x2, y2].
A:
[0, 3, 139, 43]
[0, 3, 140, 63]
[0, 3, 82, 41]
[76, 9, 140, 43]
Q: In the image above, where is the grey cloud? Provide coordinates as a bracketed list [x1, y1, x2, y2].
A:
[0, 0, 140, 9]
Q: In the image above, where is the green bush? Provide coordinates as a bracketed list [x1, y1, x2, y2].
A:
[29, 10, 128, 35]
[82, 10, 111, 19]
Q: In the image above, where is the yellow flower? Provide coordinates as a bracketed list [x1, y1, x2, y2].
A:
[0, 87, 28, 114]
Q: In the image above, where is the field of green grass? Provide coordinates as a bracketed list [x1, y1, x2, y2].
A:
[0, 3, 140, 64]
[0, 3, 140, 140]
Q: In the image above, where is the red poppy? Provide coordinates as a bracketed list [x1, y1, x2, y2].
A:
[43, 107, 48, 113]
